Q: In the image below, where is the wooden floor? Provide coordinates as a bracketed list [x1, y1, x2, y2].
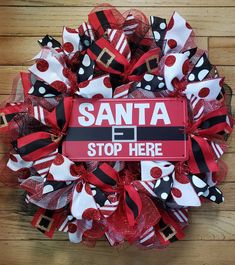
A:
[0, 1, 235, 264]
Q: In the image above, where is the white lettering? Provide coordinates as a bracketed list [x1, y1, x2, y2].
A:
[78, 103, 95, 126]
[87, 143, 122, 157]
[78, 102, 172, 126]
[115, 103, 133, 125]
[129, 143, 163, 156]
[87, 143, 96, 156]
[134, 103, 150, 125]
[96, 103, 115, 125]
[150, 103, 171, 125]
[129, 142, 138, 156]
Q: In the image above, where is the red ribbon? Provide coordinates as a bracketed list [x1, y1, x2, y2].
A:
[187, 107, 232, 174]
[12, 97, 73, 161]
[87, 37, 161, 82]
[87, 163, 142, 226]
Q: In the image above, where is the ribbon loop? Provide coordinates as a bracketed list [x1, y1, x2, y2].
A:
[12, 97, 73, 161]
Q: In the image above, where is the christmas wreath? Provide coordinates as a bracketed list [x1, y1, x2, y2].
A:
[0, 4, 233, 248]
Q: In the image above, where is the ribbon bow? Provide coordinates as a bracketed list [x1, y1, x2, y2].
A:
[187, 107, 232, 174]
[162, 52, 224, 102]
[12, 97, 73, 161]
[87, 36, 161, 81]
[135, 160, 225, 206]
[87, 163, 142, 226]
[42, 156, 142, 226]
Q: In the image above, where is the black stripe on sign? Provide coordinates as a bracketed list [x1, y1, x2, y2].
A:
[66, 127, 112, 141]
[65, 127, 186, 141]
[12, 138, 53, 156]
[137, 127, 186, 141]
[92, 167, 117, 186]
[191, 138, 210, 172]
[96, 11, 110, 31]
[56, 100, 66, 130]
[200, 115, 226, 129]
[125, 190, 139, 219]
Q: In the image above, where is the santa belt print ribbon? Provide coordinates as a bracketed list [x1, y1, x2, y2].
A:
[65, 126, 186, 141]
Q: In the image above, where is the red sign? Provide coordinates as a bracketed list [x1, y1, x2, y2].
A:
[63, 98, 188, 161]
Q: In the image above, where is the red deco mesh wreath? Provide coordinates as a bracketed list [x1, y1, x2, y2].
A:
[0, 4, 234, 249]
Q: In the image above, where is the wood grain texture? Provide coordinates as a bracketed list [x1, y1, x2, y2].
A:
[209, 37, 235, 65]
[1, 0, 235, 7]
[0, 241, 235, 265]
[0, 1, 234, 265]
[0, 7, 235, 36]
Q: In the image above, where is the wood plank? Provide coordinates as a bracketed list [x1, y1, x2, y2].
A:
[0, 1, 233, 264]
[0, 37, 40, 65]
[1, 0, 235, 7]
[209, 37, 235, 66]
[0, 7, 234, 37]
[1, 182, 235, 212]
[0, 66, 28, 94]
[0, 36, 208, 65]
[217, 66, 235, 89]
[0, 240, 234, 265]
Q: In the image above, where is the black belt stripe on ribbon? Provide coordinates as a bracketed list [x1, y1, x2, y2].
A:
[12, 138, 53, 156]
[125, 190, 139, 219]
[92, 167, 117, 186]
[191, 138, 210, 172]
[131, 57, 158, 76]
[96, 11, 110, 31]
[56, 99, 66, 130]
[65, 126, 186, 141]
[199, 115, 226, 129]
[88, 42, 124, 72]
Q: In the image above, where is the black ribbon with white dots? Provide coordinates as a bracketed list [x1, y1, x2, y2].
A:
[150, 16, 167, 49]
[28, 80, 61, 97]
[38, 35, 62, 49]
[188, 53, 212, 82]
[134, 73, 166, 92]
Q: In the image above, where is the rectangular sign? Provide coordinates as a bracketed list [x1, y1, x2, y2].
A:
[62, 98, 188, 161]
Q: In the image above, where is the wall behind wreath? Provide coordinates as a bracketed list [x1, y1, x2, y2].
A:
[0, 0, 234, 264]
